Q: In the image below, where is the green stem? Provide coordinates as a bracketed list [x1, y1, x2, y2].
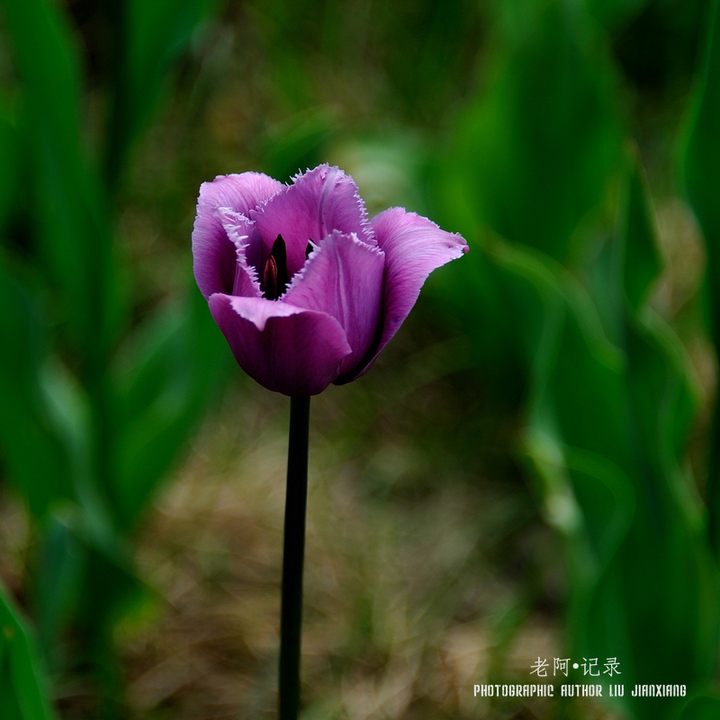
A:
[279, 395, 311, 720]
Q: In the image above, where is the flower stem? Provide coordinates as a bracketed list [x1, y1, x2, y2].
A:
[279, 395, 311, 720]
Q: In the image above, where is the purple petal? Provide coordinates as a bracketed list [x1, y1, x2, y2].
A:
[214, 208, 262, 297]
[250, 165, 373, 281]
[344, 207, 468, 381]
[208, 294, 352, 396]
[284, 231, 385, 377]
[192, 173, 283, 298]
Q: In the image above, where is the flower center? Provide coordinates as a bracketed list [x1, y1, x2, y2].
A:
[261, 236, 315, 300]
[262, 234, 289, 300]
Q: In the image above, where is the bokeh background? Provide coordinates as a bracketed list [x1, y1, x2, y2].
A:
[1, 0, 720, 718]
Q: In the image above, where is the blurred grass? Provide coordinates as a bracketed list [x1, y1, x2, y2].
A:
[117, 372, 609, 720]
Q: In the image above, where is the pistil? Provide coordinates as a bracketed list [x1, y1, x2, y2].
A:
[262, 234, 289, 300]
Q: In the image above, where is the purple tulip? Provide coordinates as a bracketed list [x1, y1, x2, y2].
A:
[192, 164, 468, 396]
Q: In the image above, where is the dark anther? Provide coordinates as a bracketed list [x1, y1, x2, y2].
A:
[306, 241, 314, 259]
[262, 234, 289, 300]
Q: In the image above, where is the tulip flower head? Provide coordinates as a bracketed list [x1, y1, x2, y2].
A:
[192, 165, 468, 395]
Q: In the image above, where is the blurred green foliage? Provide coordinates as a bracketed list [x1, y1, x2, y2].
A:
[0, 0, 229, 714]
[0, 582, 56, 720]
[0, 0, 719, 717]
[431, 1, 720, 718]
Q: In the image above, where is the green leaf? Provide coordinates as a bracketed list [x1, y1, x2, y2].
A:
[0, 583, 57, 720]
[490, 152, 715, 717]
[579, 181, 711, 716]
[105, 0, 218, 181]
[0, 262, 73, 519]
[112, 288, 231, 529]
[680, 0, 720, 327]
[679, 0, 720, 554]
[678, 695, 720, 720]
[32, 515, 85, 659]
[2, 0, 117, 357]
[583, 0, 650, 30]
[618, 150, 663, 313]
[0, 104, 19, 234]
[441, 0, 623, 263]
[531, 277, 714, 719]
[32, 506, 148, 662]
[614, 152, 701, 488]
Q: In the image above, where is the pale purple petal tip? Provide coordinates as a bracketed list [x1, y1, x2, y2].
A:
[192, 173, 283, 298]
[208, 293, 352, 396]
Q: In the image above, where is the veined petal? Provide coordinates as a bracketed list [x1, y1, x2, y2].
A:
[233, 261, 262, 298]
[285, 231, 385, 377]
[214, 208, 262, 297]
[344, 207, 467, 380]
[250, 165, 373, 280]
[208, 294, 352, 396]
[192, 173, 283, 298]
